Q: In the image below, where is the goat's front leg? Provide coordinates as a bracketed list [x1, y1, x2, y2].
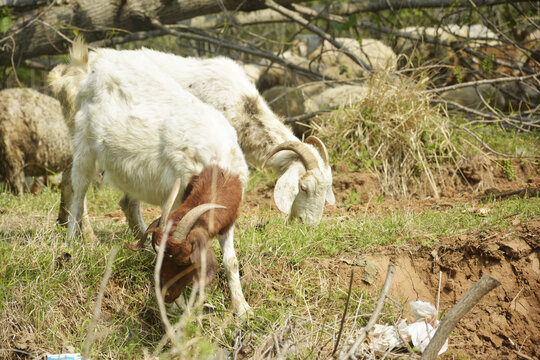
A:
[218, 226, 252, 318]
[119, 194, 146, 239]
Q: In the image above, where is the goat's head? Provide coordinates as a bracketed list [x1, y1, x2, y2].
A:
[126, 180, 225, 303]
[263, 136, 334, 226]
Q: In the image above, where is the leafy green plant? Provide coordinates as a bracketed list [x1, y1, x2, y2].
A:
[501, 159, 516, 181]
[0, 7, 12, 34]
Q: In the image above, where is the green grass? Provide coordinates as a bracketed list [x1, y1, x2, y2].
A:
[1, 181, 538, 359]
[455, 123, 540, 159]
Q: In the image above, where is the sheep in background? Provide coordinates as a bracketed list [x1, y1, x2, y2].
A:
[56, 39, 251, 316]
[305, 84, 370, 113]
[0, 88, 71, 194]
[308, 37, 398, 79]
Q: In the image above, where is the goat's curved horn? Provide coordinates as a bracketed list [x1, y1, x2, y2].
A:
[160, 178, 182, 231]
[125, 217, 160, 252]
[171, 204, 226, 241]
[305, 136, 329, 167]
[262, 141, 319, 171]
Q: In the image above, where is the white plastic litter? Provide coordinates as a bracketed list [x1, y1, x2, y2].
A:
[46, 354, 83, 360]
[365, 300, 448, 355]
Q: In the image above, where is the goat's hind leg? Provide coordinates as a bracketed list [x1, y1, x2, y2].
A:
[119, 194, 146, 239]
[59, 161, 96, 241]
[67, 149, 96, 240]
[218, 227, 252, 318]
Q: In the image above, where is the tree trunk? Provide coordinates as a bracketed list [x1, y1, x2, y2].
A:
[0, 0, 307, 67]
[0, 0, 527, 66]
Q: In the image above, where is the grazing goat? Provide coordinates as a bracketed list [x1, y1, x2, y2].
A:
[123, 49, 336, 226]
[55, 39, 251, 316]
[128, 166, 245, 309]
[51, 46, 335, 231]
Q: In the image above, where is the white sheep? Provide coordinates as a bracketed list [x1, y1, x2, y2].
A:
[56, 39, 251, 316]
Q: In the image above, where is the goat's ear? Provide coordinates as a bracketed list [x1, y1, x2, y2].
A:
[274, 166, 300, 214]
[325, 186, 336, 205]
[189, 240, 201, 265]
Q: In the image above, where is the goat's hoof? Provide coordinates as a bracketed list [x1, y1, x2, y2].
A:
[234, 302, 253, 320]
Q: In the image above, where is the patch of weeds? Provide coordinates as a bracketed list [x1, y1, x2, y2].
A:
[315, 71, 458, 198]
[501, 159, 516, 181]
[341, 189, 364, 208]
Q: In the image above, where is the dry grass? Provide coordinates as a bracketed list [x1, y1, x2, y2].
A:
[1, 172, 539, 358]
[314, 71, 458, 199]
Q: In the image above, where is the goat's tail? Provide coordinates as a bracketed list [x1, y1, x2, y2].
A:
[47, 36, 91, 132]
[69, 35, 89, 68]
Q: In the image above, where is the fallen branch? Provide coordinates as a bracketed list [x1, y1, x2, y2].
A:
[355, 21, 537, 75]
[284, 105, 341, 125]
[439, 99, 540, 130]
[151, 19, 325, 81]
[421, 274, 501, 360]
[340, 262, 396, 359]
[479, 187, 540, 201]
[424, 74, 539, 94]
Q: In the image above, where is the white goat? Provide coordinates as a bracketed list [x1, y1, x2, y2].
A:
[57, 40, 251, 316]
[127, 49, 335, 226]
[52, 46, 335, 230]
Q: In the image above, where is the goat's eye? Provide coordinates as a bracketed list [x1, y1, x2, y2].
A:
[300, 183, 308, 192]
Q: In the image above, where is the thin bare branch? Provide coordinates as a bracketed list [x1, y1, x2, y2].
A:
[340, 263, 396, 359]
[433, 99, 540, 129]
[457, 125, 540, 159]
[151, 19, 326, 81]
[425, 74, 539, 94]
[333, 269, 354, 355]
[264, 0, 373, 71]
[284, 105, 341, 125]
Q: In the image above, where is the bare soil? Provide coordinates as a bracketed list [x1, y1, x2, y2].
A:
[244, 159, 540, 359]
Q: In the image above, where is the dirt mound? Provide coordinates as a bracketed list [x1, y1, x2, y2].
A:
[418, 220, 539, 359]
[313, 219, 539, 359]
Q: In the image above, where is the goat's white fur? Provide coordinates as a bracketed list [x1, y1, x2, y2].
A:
[103, 48, 335, 225]
[62, 42, 250, 316]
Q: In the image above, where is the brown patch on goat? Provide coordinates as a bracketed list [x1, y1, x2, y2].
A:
[150, 165, 243, 303]
[236, 95, 280, 164]
[243, 95, 261, 118]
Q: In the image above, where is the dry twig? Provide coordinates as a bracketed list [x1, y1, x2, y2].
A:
[263, 0, 372, 72]
[421, 274, 501, 359]
[340, 263, 396, 359]
[82, 246, 119, 359]
[333, 269, 354, 355]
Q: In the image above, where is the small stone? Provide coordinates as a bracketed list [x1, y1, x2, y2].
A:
[361, 260, 379, 285]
